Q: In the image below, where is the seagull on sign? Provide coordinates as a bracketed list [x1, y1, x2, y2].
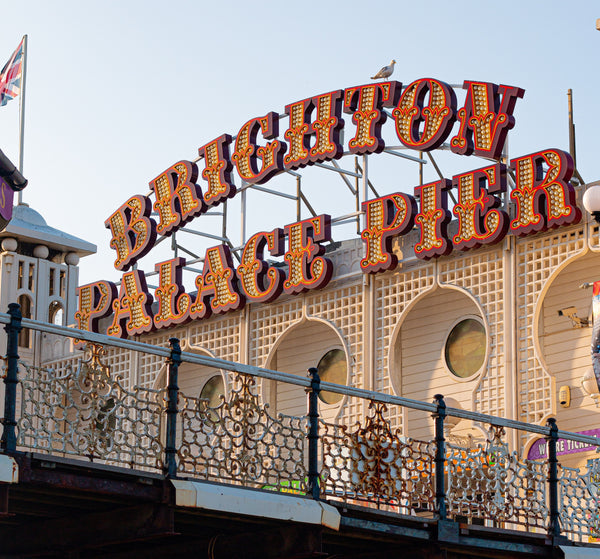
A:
[371, 60, 396, 80]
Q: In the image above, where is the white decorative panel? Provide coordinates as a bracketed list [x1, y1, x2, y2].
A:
[516, 226, 585, 426]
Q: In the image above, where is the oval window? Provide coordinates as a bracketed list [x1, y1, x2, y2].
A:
[200, 375, 225, 409]
[444, 318, 486, 378]
[317, 349, 347, 405]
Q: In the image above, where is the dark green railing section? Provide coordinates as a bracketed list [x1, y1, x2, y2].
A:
[1, 305, 599, 542]
[0, 303, 21, 452]
[165, 337, 181, 479]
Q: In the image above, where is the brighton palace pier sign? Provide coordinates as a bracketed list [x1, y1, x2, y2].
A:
[75, 78, 582, 337]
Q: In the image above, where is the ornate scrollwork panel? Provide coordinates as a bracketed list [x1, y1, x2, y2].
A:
[559, 458, 600, 541]
[320, 401, 436, 514]
[446, 425, 547, 529]
[16, 344, 164, 471]
[177, 373, 308, 493]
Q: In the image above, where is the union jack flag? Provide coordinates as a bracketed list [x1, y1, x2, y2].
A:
[0, 39, 24, 107]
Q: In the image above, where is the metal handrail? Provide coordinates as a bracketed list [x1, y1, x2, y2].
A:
[2, 312, 598, 448]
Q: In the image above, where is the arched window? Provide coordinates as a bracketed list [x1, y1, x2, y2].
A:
[49, 301, 64, 326]
[18, 294, 32, 348]
[266, 321, 348, 422]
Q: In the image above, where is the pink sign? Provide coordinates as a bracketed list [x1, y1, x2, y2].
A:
[527, 428, 600, 460]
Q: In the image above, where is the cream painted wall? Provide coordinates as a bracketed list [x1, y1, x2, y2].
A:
[393, 287, 484, 441]
[538, 251, 600, 467]
[267, 320, 347, 423]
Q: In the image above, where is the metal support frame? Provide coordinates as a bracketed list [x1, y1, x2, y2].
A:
[307, 367, 321, 501]
[1, 303, 22, 452]
[179, 227, 230, 243]
[296, 176, 301, 221]
[165, 337, 181, 478]
[240, 182, 298, 201]
[355, 157, 360, 234]
[383, 146, 429, 164]
[148, 137, 445, 287]
[136, 82, 587, 293]
[298, 189, 317, 218]
[313, 162, 362, 178]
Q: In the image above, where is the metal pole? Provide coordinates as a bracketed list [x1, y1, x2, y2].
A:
[1, 303, 22, 452]
[296, 176, 301, 221]
[165, 337, 181, 478]
[307, 367, 321, 500]
[361, 154, 369, 238]
[433, 394, 447, 520]
[171, 231, 178, 258]
[355, 157, 360, 235]
[567, 89, 576, 169]
[18, 35, 27, 203]
[240, 183, 247, 246]
[222, 199, 227, 242]
[546, 417, 561, 538]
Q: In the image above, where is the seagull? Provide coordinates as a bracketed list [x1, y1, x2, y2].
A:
[371, 60, 396, 80]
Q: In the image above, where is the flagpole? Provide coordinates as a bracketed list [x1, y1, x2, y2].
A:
[17, 34, 27, 205]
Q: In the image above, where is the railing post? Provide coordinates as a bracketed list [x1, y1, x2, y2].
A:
[1, 303, 22, 452]
[546, 417, 561, 538]
[433, 394, 447, 521]
[165, 337, 181, 478]
[307, 367, 321, 500]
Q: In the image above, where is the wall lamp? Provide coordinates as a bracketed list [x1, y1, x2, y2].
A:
[582, 182, 600, 223]
[582, 368, 600, 406]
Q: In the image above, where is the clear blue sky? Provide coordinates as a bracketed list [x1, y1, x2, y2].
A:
[0, 0, 598, 286]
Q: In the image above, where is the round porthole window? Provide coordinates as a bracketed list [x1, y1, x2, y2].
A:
[444, 318, 486, 378]
[317, 349, 347, 405]
[200, 375, 225, 410]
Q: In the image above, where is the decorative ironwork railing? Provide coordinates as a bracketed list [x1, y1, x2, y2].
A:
[559, 460, 600, 540]
[177, 374, 308, 491]
[320, 402, 436, 515]
[446, 425, 549, 531]
[1, 304, 600, 543]
[16, 344, 165, 471]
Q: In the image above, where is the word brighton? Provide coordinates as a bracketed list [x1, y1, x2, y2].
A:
[76, 78, 582, 337]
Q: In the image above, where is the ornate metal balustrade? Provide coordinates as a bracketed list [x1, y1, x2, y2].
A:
[1, 304, 600, 544]
[320, 402, 436, 515]
[446, 425, 549, 531]
[16, 344, 165, 471]
[177, 374, 308, 491]
[559, 459, 600, 541]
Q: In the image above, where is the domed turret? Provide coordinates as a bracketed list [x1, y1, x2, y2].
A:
[0, 202, 96, 358]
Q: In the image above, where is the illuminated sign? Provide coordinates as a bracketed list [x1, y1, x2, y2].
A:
[75, 78, 582, 337]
